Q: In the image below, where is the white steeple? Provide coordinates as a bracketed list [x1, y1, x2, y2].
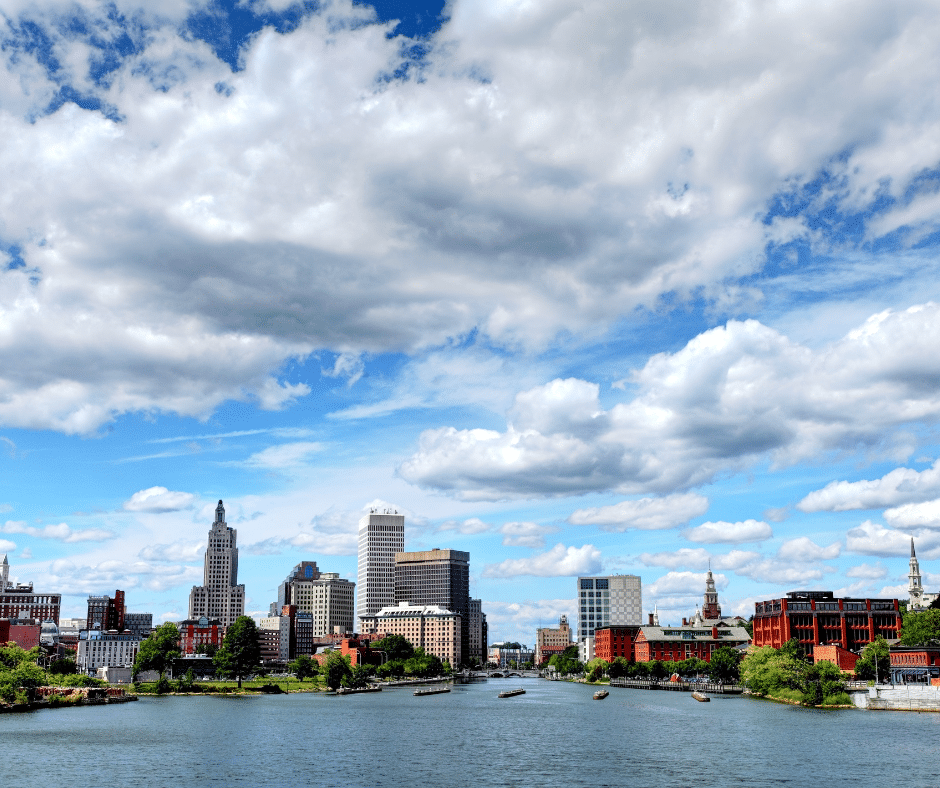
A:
[0, 553, 8, 591]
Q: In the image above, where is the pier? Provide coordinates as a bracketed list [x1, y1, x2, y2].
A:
[609, 678, 743, 694]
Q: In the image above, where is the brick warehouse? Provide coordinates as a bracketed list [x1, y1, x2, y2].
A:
[753, 591, 901, 654]
[593, 625, 641, 663]
[634, 624, 750, 663]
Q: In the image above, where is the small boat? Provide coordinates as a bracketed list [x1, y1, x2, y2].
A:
[691, 691, 710, 702]
[593, 690, 609, 700]
[414, 686, 451, 697]
[498, 687, 526, 698]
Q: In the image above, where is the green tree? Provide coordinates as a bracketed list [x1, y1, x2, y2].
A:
[608, 656, 630, 679]
[854, 636, 890, 681]
[708, 646, 741, 683]
[133, 622, 181, 680]
[324, 653, 352, 689]
[370, 634, 414, 661]
[900, 609, 940, 646]
[289, 654, 317, 682]
[195, 643, 218, 657]
[48, 658, 76, 676]
[213, 616, 261, 688]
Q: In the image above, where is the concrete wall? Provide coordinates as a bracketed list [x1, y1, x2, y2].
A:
[851, 684, 940, 711]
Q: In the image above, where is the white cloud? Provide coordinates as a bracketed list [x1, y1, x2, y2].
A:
[123, 486, 197, 513]
[400, 306, 940, 499]
[0, 520, 115, 543]
[846, 563, 888, 580]
[41, 558, 203, 595]
[241, 441, 324, 469]
[498, 521, 560, 548]
[482, 543, 602, 578]
[19, 547, 32, 559]
[437, 517, 493, 535]
[798, 459, 940, 512]
[569, 493, 709, 532]
[646, 571, 728, 598]
[776, 537, 840, 562]
[884, 499, 940, 530]
[683, 519, 772, 544]
[482, 598, 575, 646]
[0, 2, 939, 433]
[845, 520, 913, 557]
[0, 539, 16, 553]
[138, 541, 205, 562]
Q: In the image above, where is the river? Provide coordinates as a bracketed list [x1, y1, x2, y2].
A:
[4, 678, 940, 787]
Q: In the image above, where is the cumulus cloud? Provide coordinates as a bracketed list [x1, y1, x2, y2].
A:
[138, 541, 206, 562]
[123, 486, 196, 513]
[498, 521, 560, 549]
[0, 2, 938, 432]
[0, 521, 115, 542]
[776, 537, 840, 562]
[798, 460, 940, 512]
[569, 493, 709, 532]
[884, 499, 940, 530]
[646, 571, 728, 598]
[846, 520, 914, 557]
[846, 563, 888, 580]
[41, 558, 202, 595]
[400, 306, 940, 499]
[482, 543, 602, 578]
[683, 520, 772, 544]
[0, 539, 16, 553]
[482, 598, 575, 645]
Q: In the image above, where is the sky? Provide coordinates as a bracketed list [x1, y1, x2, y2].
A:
[3, 0, 940, 647]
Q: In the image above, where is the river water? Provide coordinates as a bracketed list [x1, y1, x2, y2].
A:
[4, 678, 940, 787]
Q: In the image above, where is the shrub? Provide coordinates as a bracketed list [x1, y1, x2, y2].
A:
[822, 692, 853, 706]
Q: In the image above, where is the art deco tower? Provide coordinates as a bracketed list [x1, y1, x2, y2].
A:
[188, 500, 245, 627]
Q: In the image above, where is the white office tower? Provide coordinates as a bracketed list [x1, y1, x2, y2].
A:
[577, 574, 642, 640]
[357, 510, 405, 626]
[188, 500, 246, 627]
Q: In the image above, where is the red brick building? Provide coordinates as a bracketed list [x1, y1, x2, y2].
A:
[753, 591, 901, 654]
[0, 619, 41, 650]
[812, 644, 859, 673]
[634, 625, 750, 663]
[177, 617, 225, 656]
[593, 625, 640, 662]
[313, 637, 381, 668]
[889, 646, 940, 684]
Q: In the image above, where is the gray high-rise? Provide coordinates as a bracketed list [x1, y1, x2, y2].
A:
[189, 500, 245, 627]
[395, 548, 470, 666]
[357, 511, 405, 625]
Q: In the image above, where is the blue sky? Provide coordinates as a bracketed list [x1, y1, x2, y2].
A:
[3, 0, 940, 645]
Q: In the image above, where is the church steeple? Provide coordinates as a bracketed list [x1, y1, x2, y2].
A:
[909, 536, 923, 600]
[703, 565, 722, 621]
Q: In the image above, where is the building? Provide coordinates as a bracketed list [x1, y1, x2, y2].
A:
[0, 619, 41, 650]
[276, 561, 355, 637]
[577, 575, 642, 641]
[908, 538, 939, 610]
[0, 555, 61, 624]
[395, 548, 470, 665]
[259, 606, 296, 663]
[467, 598, 487, 665]
[634, 624, 750, 663]
[813, 644, 860, 673]
[593, 625, 641, 663]
[889, 645, 940, 684]
[361, 601, 461, 668]
[357, 510, 405, 626]
[86, 590, 125, 632]
[177, 616, 225, 656]
[487, 642, 534, 668]
[753, 591, 901, 654]
[188, 500, 246, 627]
[312, 637, 380, 669]
[76, 630, 144, 675]
[124, 613, 153, 638]
[536, 615, 573, 665]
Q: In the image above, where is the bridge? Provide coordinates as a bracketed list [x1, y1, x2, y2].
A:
[462, 670, 542, 679]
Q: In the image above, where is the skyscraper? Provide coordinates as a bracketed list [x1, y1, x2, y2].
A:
[395, 548, 470, 665]
[577, 574, 642, 640]
[356, 510, 404, 625]
[276, 560, 355, 636]
[188, 500, 245, 627]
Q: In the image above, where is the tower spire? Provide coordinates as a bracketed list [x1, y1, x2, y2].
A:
[912, 537, 916, 559]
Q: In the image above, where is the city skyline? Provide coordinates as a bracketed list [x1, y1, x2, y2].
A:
[3, 1, 940, 646]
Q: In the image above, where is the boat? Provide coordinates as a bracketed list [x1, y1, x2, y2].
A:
[691, 691, 710, 702]
[414, 686, 451, 697]
[498, 688, 526, 698]
[593, 690, 609, 700]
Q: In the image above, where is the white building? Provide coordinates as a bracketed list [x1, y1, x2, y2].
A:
[357, 510, 404, 626]
[360, 601, 461, 668]
[278, 563, 356, 636]
[577, 574, 642, 641]
[76, 631, 144, 675]
[188, 500, 246, 627]
[909, 538, 939, 610]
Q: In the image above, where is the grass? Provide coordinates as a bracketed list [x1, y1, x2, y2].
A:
[134, 676, 326, 695]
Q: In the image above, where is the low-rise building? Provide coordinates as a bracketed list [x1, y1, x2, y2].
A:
[0, 556, 61, 624]
[124, 613, 153, 638]
[890, 646, 940, 684]
[361, 602, 461, 667]
[76, 630, 144, 675]
[593, 625, 641, 663]
[177, 617, 224, 656]
[812, 644, 860, 673]
[488, 642, 534, 668]
[753, 591, 901, 654]
[0, 619, 41, 650]
[634, 625, 750, 663]
[536, 615, 572, 665]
